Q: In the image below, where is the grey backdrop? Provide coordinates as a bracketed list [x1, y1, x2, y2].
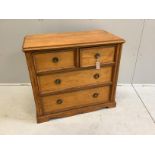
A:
[0, 19, 154, 84]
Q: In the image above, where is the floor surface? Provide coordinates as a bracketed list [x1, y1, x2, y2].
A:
[0, 84, 155, 135]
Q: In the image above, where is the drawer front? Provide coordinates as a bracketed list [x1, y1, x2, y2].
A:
[33, 50, 75, 72]
[38, 66, 112, 93]
[80, 46, 115, 67]
[42, 86, 110, 114]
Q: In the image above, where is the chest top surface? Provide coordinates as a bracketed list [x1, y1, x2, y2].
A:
[23, 30, 125, 51]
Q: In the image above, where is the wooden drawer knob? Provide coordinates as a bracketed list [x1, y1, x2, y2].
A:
[93, 93, 99, 98]
[56, 99, 63, 104]
[52, 57, 59, 63]
[55, 79, 61, 84]
[94, 73, 100, 79]
[94, 53, 101, 59]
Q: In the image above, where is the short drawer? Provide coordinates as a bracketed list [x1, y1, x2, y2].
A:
[38, 66, 112, 93]
[42, 86, 110, 114]
[33, 49, 75, 72]
[80, 46, 115, 67]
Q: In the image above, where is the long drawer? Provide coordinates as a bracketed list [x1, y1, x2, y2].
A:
[37, 66, 113, 93]
[41, 86, 111, 114]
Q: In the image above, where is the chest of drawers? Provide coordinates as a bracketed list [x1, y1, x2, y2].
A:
[23, 30, 125, 123]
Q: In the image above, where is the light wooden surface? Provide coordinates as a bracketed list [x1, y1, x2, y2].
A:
[80, 46, 115, 67]
[25, 53, 43, 116]
[38, 66, 112, 93]
[33, 50, 75, 72]
[23, 30, 124, 51]
[42, 86, 110, 114]
[23, 30, 124, 123]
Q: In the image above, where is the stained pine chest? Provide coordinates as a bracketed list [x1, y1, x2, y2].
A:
[23, 30, 125, 123]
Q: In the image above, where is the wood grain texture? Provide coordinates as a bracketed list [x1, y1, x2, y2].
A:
[38, 66, 113, 93]
[42, 86, 110, 114]
[80, 46, 115, 67]
[23, 29, 125, 123]
[23, 30, 125, 51]
[33, 49, 75, 72]
[40, 82, 112, 97]
[36, 62, 115, 75]
[110, 44, 123, 101]
[37, 101, 116, 123]
[25, 53, 43, 116]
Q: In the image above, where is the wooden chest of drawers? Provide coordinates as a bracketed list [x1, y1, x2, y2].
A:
[23, 30, 125, 123]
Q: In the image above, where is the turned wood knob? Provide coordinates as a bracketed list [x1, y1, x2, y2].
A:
[55, 79, 61, 84]
[93, 93, 99, 98]
[52, 57, 59, 63]
[94, 73, 100, 79]
[56, 99, 63, 104]
[94, 53, 101, 59]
